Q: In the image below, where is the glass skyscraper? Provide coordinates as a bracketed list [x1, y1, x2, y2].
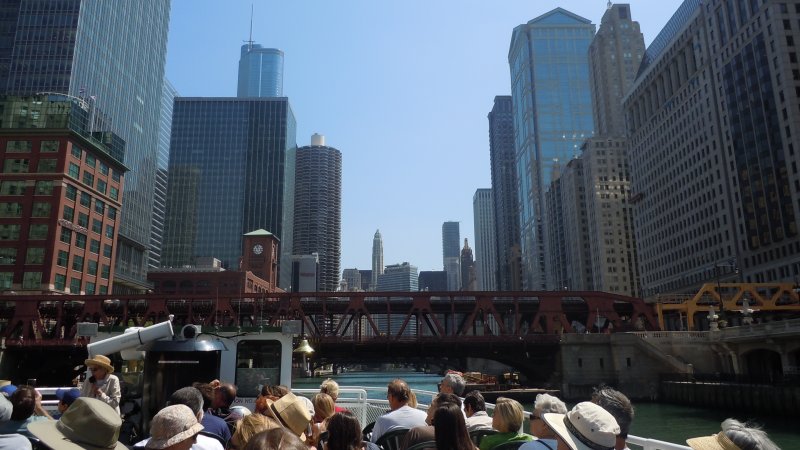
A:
[162, 98, 296, 289]
[238, 44, 284, 97]
[509, 8, 595, 290]
[0, 0, 171, 292]
[150, 79, 177, 270]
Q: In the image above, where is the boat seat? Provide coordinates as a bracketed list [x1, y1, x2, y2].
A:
[362, 421, 376, 441]
[406, 440, 436, 450]
[375, 428, 410, 450]
[491, 441, 528, 450]
[470, 429, 499, 445]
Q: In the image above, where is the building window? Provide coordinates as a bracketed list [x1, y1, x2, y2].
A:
[3, 159, 29, 173]
[108, 206, 117, 220]
[69, 277, 81, 294]
[22, 272, 41, 289]
[60, 228, 72, 244]
[103, 245, 112, 259]
[85, 154, 96, 168]
[94, 199, 104, 215]
[31, 202, 51, 218]
[25, 248, 44, 264]
[62, 205, 74, 221]
[71, 146, 82, 159]
[77, 212, 88, 227]
[72, 255, 84, 272]
[0, 203, 23, 218]
[57, 250, 69, 267]
[99, 162, 108, 175]
[85, 281, 95, 294]
[68, 162, 80, 178]
[109, 187, 119, 201]
[6, 140, 31, 152]
[80, 192, 91, 207]
[90, 239, 100, 254]
[37, 159, 57, 173]
[0, 181, 25, 195]
[111, 170, 120, 182]
[0, 225, 20, 241]
[99, 285, 107, 294]
[87, 260, 97, 276]
[96, 180, 107, 195]
[28, 224, 47, 240]
[40, 141, 59, 153]
[34, 181, 53, 195]
[101, 264, 110, 279]
[0, 248, 16, 265]
[0, 272, 11, 289]
[54, 274, 66, 291]
[82, 172, 94, 188]
[75, 233, 87, 249]
[65, 184, 77, 201]
[91, 219, 102, 234]
[105, 225, 114, 238]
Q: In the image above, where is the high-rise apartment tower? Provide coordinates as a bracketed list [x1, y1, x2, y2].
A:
[371, 230, 384, 289]
[473, 189, 498, 290]
[238, 44, 284, 97]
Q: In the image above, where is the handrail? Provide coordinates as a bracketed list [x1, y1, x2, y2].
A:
[627, 435, 692, 450]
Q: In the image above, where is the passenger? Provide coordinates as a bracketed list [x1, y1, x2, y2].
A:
[541, 402, 619, 450]
[210, 381, 237, 430]
[325, 411, 369, 450]
[407, 390, 418, 408]
[478, 397, 533, 450]
[192, 382, 232, 444]
[81, 355, 121, 415]
[401, 393, 461, 449]
[463, 391, 493, 431]
[518, 394, 567, 450]
[28, 397, 126, 450]
[312, 393, 335, 424]
[229, 414, 281, 450]
[369, 379, 427, 443]
[591, 387, 634, 450]
[134, 386, 224, 450]
[439, 373, 466, 396]
[143, 404, 204, 450]
[263, 392, 312, 442]
[433, 403, 476, 450]
[686, 418, 780, 450]
[242, 428, 306, 450]
[53, 388, 81, 419]
[0, 392, 31, 450]
[0, 385, 51, 438]
[320, 379, 347, 413]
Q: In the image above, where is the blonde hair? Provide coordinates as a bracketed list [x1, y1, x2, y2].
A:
[320, 379, 340, 400]
[408, 390, 418, 408]
[231, 413, 280, 449]
[313, 393, 335, 421]
[493, 397, 524, 432]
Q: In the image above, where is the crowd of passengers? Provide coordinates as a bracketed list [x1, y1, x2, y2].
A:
[0, 361, 782, 450]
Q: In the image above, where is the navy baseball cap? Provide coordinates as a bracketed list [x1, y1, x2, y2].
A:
[0, 385, 17, 397]
[56, 388, 81, 406]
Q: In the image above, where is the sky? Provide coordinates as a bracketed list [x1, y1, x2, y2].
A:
[165, 0, 684, 274]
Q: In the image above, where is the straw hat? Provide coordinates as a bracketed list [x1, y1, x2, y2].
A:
[543, 402, 620, 450]
[146, 404, 204, 449]
[84, 355, 115, 373]
[687, 433, 742, 450]
[268, 392, 312, 438]
[28, 397, 127, 450]
[0, 380, 11, 388]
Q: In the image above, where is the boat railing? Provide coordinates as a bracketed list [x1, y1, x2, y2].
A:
[627, 436, 692, 450]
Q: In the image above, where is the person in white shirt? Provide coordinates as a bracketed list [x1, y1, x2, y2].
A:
[370, 379, 427, 443]
[463, 390, 494, 431]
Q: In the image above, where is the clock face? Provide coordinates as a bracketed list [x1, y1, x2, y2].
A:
[252, 244, 264, 255]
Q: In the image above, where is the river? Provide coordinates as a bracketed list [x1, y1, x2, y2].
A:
[293, 371, 799, 450]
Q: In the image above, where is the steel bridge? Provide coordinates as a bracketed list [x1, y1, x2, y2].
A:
[0, 291, 657, 348]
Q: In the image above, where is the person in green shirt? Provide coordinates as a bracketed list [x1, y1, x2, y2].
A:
[479, 397, 534, 450]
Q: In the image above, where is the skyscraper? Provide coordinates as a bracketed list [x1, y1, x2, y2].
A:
[509, 8, 596, 290]
[371, 230, 384, 289]
[442, 221, 461, 290]
[488, 96, 521, 291]
[0, 0, 171, 292]
[150, 79, 178, 270]
[473, 189, 498, 290]
[376, 262, 418, 291]
[460, 239, 476, 291]
[162, 98, 296, 288]
[625, 0, 800, 296]
[341, 268, 362, 291]
[293, 134, 342, 291]
[238, 44, 284, 97]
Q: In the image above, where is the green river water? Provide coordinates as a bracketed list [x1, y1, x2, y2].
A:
[293, 371, 799, 450]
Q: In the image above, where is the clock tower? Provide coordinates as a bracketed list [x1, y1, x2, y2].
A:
[241, 229, 280, 286]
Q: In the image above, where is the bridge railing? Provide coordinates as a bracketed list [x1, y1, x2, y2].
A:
[710, 317, 800, 340]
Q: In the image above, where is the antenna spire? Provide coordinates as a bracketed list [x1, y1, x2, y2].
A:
[245, 4, 254, 50]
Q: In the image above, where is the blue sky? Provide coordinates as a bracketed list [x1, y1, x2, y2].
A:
[166, 0, 683, 274]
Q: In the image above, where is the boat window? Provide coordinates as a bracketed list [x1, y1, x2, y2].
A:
[235, 340, 282, 397]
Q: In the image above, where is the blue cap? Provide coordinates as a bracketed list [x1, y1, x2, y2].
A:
[0, 385, 16, 397]
[56, 388, 81, 406]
